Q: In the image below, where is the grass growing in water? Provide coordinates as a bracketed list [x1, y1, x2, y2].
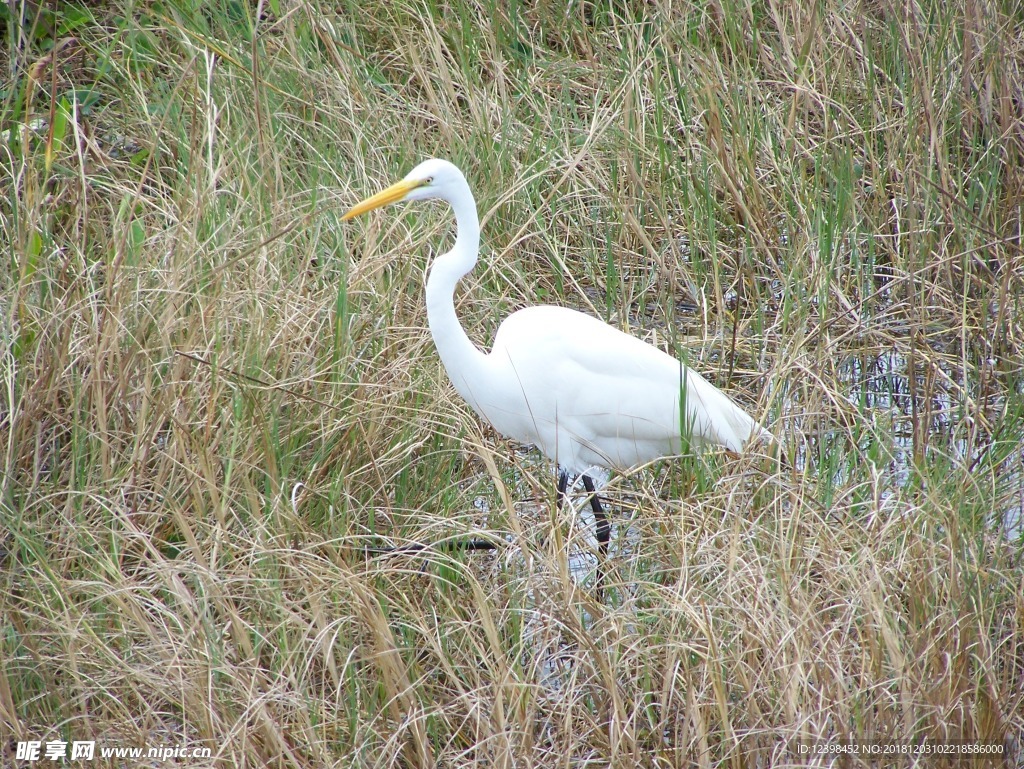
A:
[1, 0, 1022, 765]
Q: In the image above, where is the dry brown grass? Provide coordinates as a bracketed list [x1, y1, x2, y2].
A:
[1, 0, 1021, 766]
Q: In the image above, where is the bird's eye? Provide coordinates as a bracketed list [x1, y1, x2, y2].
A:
[425, 176, 434, 184]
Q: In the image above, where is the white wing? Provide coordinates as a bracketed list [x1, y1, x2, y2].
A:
[462, 305, 767, 474]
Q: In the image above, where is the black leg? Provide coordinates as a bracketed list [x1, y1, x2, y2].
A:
[581, 474, 609, 557]
[582, 474, 610, 597]
[555, 471, 610, 598]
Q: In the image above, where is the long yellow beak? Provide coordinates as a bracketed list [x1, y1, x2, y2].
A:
[341, 178, 426, 221]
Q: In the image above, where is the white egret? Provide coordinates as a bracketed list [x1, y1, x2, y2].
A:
[343, 159, 772, 582]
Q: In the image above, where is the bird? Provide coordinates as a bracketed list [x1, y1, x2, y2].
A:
[343, 158, 772, 589]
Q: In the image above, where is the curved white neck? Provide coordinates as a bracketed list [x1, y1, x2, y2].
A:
[424, 186, 488, 406]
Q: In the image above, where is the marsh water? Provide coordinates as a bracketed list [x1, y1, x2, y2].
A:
[473, 340, 1022, 593]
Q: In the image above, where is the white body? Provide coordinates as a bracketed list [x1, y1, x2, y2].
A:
[347, 159, 770, 477]
[443, 304, 765, 474]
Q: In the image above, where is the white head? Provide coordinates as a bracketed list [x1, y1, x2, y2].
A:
[342, 158, 469, 219]
[400, 158, 468, 202]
